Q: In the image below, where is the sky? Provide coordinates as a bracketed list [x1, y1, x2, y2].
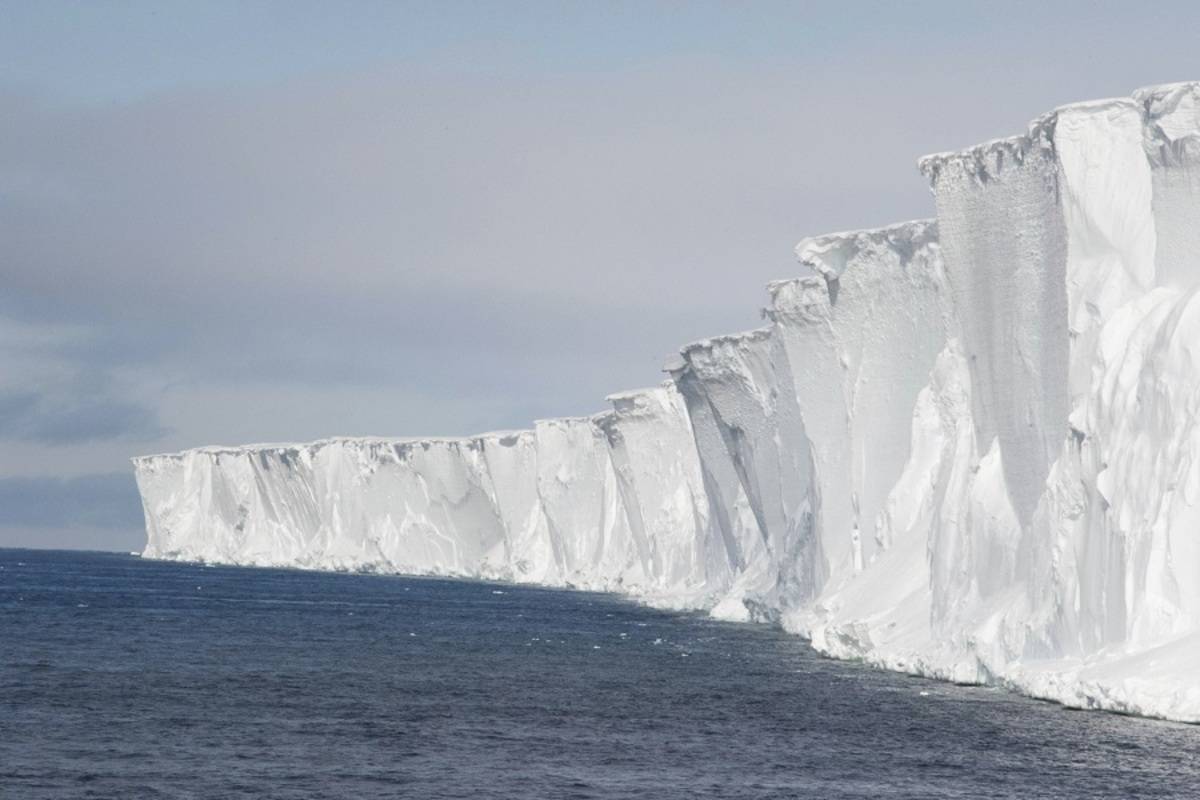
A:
[2, 1, 1198, 551]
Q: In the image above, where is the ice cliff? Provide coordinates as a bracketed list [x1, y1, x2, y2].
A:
[135, 82, 1200, 722]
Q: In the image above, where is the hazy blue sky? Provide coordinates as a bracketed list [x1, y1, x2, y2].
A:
[2, 1, 1198, 551]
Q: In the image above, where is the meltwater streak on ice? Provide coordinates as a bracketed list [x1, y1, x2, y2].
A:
[135, 81, 1200, 722]
[5, 550, 1200, 800]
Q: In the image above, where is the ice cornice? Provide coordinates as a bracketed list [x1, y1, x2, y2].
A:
[919, 94, 1193, 186]
[591, 409, 619, 434]
[676, 327, 773, 364]
[662, 329, 775, 387]
[132, 436, 431, 464]
[661, 353, 688, 375]
[135, 412, 631, 466]
[605, 382, 679, 420]
[1134, 80, 1200, 114]
[764, 273, 831, 321]
[918, 120, 1056, 187]
[607, 385, 660, 409]
[474, 428, 535, 447]
[606, 386, 661, 405]
[1051, 96, 1141, 116]
[475, 428, 531, 439]
[793, 219, 937, 282]
[1135, 81, 1200, 166]
[136, 427, 549, 465]
[918, 100, 1123, 185]
[532, 414, 608, 430]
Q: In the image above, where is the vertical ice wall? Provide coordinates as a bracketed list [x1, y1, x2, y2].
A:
[919, 124, 1070, 528]
[597, 383, 729, 605]
[135, 439, 517, 574]
[665, 355, 768, 619]
[385, 439, 510, 575]
[137, 445, 326, 566]
[137, 81, 1200, 722]
[768, 221, 949, 579]
[919, 100, 1154, 522]
[531, 416, 645, 590]
[671, 328, 821, 618]
[134, 416, 722, 605]
[476, 430, 559, 584]
[919, 99, 1159, 657]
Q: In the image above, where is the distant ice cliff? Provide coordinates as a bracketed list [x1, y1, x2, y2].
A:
[135, 82, 1200, 722]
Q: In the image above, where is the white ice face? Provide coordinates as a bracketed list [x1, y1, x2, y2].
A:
[135, 81, 1200, 722]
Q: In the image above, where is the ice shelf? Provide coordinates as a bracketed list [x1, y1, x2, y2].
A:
[136, 82, 1200, 722]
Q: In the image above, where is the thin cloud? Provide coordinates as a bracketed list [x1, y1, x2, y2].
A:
[0, 389, 167, 445]
[0, 472, 143, 530]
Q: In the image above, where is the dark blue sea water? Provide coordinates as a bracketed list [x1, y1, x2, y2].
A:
[2, 549, 1198, 799]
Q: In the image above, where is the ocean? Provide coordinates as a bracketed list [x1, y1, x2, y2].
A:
[2, 548, 1197, 799]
